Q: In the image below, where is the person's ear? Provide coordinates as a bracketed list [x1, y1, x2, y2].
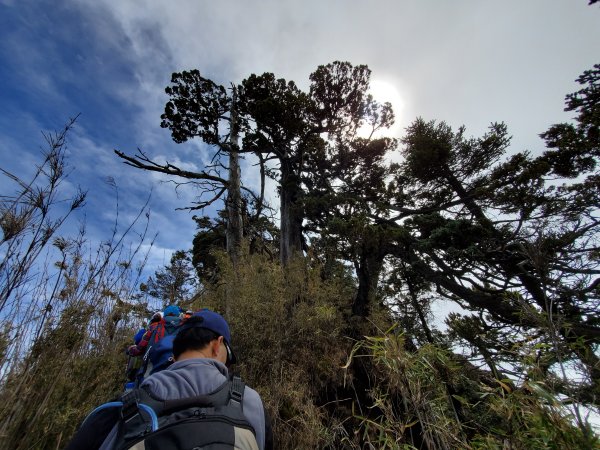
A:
[211, 336, 223, 357]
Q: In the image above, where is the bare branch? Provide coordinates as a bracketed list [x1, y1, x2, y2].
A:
[114, 149, 228, 186]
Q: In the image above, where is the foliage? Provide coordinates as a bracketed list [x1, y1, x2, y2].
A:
[0, 117, 86, 317]
[141, 249, 198, 307]
[374, 64, 600, 408]
[191, 209, 278, 284]
[0, 123, 153, 449]
[348, 328, 598, 450]
[191, 215, 227, 282]
[191, 251, 356, 449]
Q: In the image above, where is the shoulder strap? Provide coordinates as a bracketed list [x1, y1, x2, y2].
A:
[152, 322, 165, 343]
[117, 375, 254, 449]
[229, 374, 245, 410]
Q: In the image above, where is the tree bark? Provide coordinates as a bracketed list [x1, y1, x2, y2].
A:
[352, 237, 385, 317]
[279, 160, 304, 265]
[226, 90, 243, 265]
[225, 91, 243, 318]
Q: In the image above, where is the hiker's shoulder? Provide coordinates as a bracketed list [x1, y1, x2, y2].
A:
[142, 358, 228, 397]
[242, 383, 265, 412]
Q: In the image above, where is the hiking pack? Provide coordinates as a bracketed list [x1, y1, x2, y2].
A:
[136, 316, 182, 383]
[126, 328, 146, 382]
[68, 375, 258, 450]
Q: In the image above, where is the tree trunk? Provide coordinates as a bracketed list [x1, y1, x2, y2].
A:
[352, 241, 385, 317]
[225, 91, 243, 317]
[279, 161, 304, 265]
[406, 276, 435, 344]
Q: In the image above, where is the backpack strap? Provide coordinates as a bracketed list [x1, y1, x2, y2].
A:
[121, 389, 140, 422]
[151, 322, 165, 343]
[117, 376, 254, 449]
[229, 374, 245, 409]
[134, 347, 152, 388]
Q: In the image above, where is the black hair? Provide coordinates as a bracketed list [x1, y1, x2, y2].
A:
[173, 316, 220, 359]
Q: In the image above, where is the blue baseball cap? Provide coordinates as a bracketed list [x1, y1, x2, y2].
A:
[163, 305, 181, 317]
[179, 309, 236, 364]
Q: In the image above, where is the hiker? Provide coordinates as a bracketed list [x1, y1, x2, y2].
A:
[65, 309, 273, 450]
[126, 305, 183, 383]
[127, 306, 179, 358]
[133, 326, 146, 345]
[139, 310, 272, 449]
[125, 312, 161, 383]
[125, 327, 145, 382]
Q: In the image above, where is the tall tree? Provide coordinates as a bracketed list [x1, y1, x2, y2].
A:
[236, 71, 311, 264]
[362, 64, 600, 405]
[152, 62, 394, 265]
[304, 135, 398, 317]
[240, 62, 395, 264]
[141, 250, 198, 307]
[115, 73, 255, 270]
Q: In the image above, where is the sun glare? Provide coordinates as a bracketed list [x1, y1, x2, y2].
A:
[369, 79, 404, 114]
[359, 79, 404, 138]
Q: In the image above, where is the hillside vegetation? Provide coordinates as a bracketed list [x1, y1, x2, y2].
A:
[0, 62, 599, 449]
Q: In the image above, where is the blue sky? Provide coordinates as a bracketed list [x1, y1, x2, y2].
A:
[1, 0, 599, 278]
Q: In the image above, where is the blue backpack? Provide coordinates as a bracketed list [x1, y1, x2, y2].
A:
[147, 333, 176, 374]
[139, 317, 181, 382]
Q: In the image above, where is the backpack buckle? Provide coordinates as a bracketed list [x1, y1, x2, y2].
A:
[121, 390, 140, 422]
[229, 375, 244, 405]
[230, 389, 242, 404]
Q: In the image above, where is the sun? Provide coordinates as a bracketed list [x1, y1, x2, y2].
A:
[369, 79, 404, 114]
[359, 78, 405, 138]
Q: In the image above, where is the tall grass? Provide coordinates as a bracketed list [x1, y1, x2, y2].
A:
[347, 329, 598, 449]
[193, 251, 357, 449]
[0, 120, 153, 449]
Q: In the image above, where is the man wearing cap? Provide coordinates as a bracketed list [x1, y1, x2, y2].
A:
[139, 309, 273, 450]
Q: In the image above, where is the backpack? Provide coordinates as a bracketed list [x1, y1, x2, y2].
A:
[126, 355, 143, 382]
[73, 375, 258, 450]
[139, 318, 181, 381]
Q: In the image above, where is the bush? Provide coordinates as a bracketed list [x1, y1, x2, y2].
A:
[193, 251, 356, 448]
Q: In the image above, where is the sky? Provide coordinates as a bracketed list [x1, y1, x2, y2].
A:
[1, 0, 599, 278]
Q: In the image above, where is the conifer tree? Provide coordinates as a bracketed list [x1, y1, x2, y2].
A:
[141, 250, 197, 307]
[118, 62, 393, 266]
[368, 64, 600, 406]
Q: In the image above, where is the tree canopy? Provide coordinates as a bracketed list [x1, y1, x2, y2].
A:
[18, 60, 592, 449]
[115, 60, 600, 408]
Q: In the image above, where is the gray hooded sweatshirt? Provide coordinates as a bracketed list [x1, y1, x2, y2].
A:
[140, 358, 266, 450]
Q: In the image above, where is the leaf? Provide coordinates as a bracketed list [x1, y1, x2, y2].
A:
[497, 379, 512, 393]
[451, 394, 470, 406]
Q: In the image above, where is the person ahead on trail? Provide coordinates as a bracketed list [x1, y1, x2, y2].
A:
[66, 309, 273, 450]
[125, 312, 161, 382]
[127, 305, 183, 380]
[133, 327, 146, 345]
[136, 309, 273, 450]
[127, 306, 180, 357]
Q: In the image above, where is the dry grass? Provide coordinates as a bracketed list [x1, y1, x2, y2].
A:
[0, 121, 154, 449]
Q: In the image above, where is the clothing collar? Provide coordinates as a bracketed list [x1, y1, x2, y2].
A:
[168, 357, 228, 376]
